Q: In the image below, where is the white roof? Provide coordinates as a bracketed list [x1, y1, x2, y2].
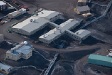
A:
[74, 29, 91, 38]
[0, 1, 6, 6]
[0, 63, 12, 70]
[60, 19, 79, 30]
[40, 28, 62, 41]
[18, 8, 26, 14]
[37, 9, 61, 20]
[77, 6, 90, 12]
[78, 0, 87, 2]
[39, 19, 80, 42]
[12, 9, 61, 35]
[13, 17, 49, 33]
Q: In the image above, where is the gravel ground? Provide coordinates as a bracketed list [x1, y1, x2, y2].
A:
[23, 0, 80, 18]
[10, 67, 41, 75]
[0, 0, 112, 75]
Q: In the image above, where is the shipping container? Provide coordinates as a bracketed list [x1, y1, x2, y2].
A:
[88, 54, 112, 68]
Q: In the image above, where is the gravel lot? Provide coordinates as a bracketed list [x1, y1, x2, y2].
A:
[0, 0, 112, 75]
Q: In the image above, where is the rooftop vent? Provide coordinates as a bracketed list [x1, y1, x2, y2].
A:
[30, 19, 34, 22]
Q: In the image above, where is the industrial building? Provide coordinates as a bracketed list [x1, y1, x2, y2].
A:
[6, 41, 33, 61]
[11, 9, 90, 44]
[11, 9, 64, 36]
[7, 8, 26, 18]
[88, 54, 112, 68]
[78, 0, 87, 6]
[39, 19, 83, 44]
[74, 29, 91, 40]
[0, 34, 4, 43]
[76, 0, 92, 17]
[76, 5, 90, 14]
[12, 17, 50, 36]
[66, 29, 91, 41]
[0, 63, 12, 74]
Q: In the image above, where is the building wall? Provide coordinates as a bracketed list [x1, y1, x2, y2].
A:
[0, 3, 7, 11]
[39, 32, 64, 44]
[66, 31, 81, 41]
[81, 33, 90, 40]
[6, 52, 21, 61]
[39, 38, 51, 44]
[22, 51, 32, 59]
[6, 49, 33, 61]
[12, 28, 30, 36]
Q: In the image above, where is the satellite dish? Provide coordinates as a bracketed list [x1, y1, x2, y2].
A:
[24, 41, 28, 44]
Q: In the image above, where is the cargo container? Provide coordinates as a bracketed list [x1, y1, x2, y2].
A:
[88, 54, 112, 68]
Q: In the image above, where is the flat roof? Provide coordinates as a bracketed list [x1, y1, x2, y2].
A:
[38, 9, 61, 20]
[60, 19, 79, 30]
[77, 6, 90, 12]
[12, 9, 61, 34]
[39, 19, 80, 42]
[89, 54, 112, 64]
[11, 41, 32, 55]
[78, 0, 87, 2]
[13, 17, 49, 33]
[74, 29, 91, 38]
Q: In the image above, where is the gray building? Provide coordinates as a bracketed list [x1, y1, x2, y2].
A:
[39, 19, 82, 44]
[11, 9, 64, 36]
[76, 5, 90, 14]
[66, 29, 91, 41]
[6, 41, 33, 61]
